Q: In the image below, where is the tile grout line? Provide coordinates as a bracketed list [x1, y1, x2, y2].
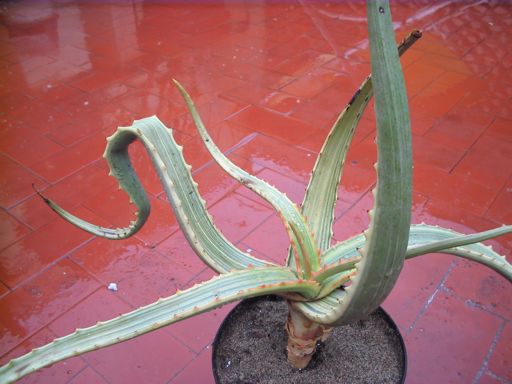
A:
[221, 103, 251, 122]
[437, 285, 510, 383]
[483, 370, 512, 384]
[2, 233, 96, 291]
[237, 240, 277, 264]
[6, 155, 108, 211]
[0, 207, 35, 248]
[0, 263, 102, 360]
[405, 259, 457, 335]
[223, 132, 259, 156]
[86, 362, 112, 384]
[233, 213, 279, 256]
[62, 362, 89, 384]
[67, 254, 200, 359]
[478, 119, 512, 220]
[333, 183, 376, 223]
[165, 342, 214, 384]
[239, 161, 309, 191]
[445, 114, 496, 175]
[441, 285, 508, 321]
[471, 320, 507, 384]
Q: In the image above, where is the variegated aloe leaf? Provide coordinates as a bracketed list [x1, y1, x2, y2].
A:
[283, 28, 422, 321]
[321, 224, 512, 280]
[294, 224, 512, 323]
[174, 80, 320, 279]
[39, 116, 273, 273]
[303, 0, 413, 326]
[0, 267, 320, 384]
[292, 289, 347, 324]
[406, 224, 512, 281]
[292, 29, 421, 261]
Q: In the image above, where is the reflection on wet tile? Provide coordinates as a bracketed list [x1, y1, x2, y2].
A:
[1, 1, 511, 383]
[0, 259, 98, 356]
[0, 206, 96, 287]
[0, 327, 86, 384]
[0, 210, 30, 251]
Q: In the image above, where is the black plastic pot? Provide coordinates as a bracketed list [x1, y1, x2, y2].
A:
[212, 295, 407, 384]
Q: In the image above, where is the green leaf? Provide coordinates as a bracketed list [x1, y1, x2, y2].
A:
[36, 128, 152, 240]
[312, 256, 360, 283]
[40, 116, 273, 273]
[295, 30, 421, 258]
[321, 224, 512, 281]
[0, 267, 320, 384]
[295, 223, 512, 324]
[288, 28, 421, 322]
[406, 224, 512, 282]
[321, 0, 413, 325]
[292, 289, 347, 324]
[315, 272, 355, 299]
[297, 78, 373, 254]
[174, 80, 320, 278]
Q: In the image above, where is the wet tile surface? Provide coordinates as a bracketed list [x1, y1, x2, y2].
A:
[403, 291, 503, 384]
[0, 327, 86, 384]
[0, 1, 511, 383]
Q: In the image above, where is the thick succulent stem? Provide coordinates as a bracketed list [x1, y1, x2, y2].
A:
[285, 301, 332, 369]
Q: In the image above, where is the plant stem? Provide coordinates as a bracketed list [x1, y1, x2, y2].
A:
[285, 300, 332, 369]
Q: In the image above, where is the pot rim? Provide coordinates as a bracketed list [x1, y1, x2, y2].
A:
[211, 295, 407, 384]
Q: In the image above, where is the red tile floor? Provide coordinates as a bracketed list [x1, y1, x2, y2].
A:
[0, 1, 511, 383]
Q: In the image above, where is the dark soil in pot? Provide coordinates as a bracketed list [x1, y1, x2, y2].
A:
[213, 295, 406, 384]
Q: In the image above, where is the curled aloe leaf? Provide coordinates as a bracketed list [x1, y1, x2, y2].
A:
[39, 116, 273, 273]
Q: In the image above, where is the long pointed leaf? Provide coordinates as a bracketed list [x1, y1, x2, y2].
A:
[174, 81, 320, 278]
[37, 129, 153, 240]
[406, 224, 512, 281]
[322, 0, 413, 325]
[0, 267, 319, 384]
[295, 224, 512, 323]
[41, 116, 273, 273]
[407, 224, 512, 257]
[287, 27, 421, 324]
[322, 224, 511, 272]
[294, 30, 421, 259]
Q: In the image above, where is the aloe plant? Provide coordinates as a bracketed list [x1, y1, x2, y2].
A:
[1, 1, 511, 382]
